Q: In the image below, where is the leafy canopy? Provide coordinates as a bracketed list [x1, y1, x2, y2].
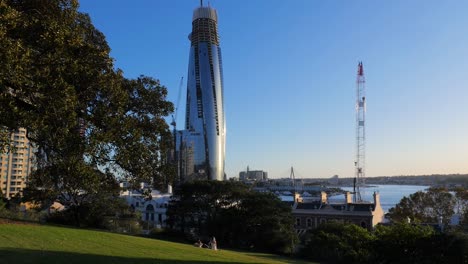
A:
[167, 181, 298, 254]
[0, 0, 173, 207]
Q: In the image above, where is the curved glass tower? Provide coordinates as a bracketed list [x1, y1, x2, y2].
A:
[181, 4, 225, 181]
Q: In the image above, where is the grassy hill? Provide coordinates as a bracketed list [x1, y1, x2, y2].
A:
[0, 223, 309, 264]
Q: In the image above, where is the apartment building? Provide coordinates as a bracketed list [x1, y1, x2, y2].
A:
[0, 128, 35, 197]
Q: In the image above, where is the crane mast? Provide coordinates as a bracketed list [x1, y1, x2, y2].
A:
[171, 76, 184, 183]
[354, 62, 366, 202]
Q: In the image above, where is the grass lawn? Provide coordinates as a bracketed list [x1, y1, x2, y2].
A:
[0, 223, 312, 264]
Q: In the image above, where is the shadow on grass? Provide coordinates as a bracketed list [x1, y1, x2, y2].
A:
[242, 253, 312, 264]
[0, 248, 250, 264]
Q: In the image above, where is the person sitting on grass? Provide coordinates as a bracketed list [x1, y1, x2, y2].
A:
[194, 239, 203, 248]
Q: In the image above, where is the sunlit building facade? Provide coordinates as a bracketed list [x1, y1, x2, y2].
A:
[0, 128, 35, 197]
[181, 4, 226, 181]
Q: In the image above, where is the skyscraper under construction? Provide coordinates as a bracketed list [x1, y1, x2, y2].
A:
[179, 3, 225, 181]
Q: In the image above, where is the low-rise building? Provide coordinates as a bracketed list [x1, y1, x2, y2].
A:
[120, 185, 172, 229]
[292, 191, 384, 234]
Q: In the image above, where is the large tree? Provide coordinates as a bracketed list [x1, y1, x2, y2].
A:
[387, 187, 455, 224]
[166, 181, 298, 254]
[0, 0, 173, 224]
[300, 222, 374, 263]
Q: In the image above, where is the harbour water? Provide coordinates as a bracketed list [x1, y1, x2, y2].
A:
[281, 185, 429, 213]
[338, 184, 429, 212]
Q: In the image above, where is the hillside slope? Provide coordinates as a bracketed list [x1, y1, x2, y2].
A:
[0, 223, 308, 264]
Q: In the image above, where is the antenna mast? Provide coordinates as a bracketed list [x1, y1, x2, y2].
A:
[354, 62, 366, 202]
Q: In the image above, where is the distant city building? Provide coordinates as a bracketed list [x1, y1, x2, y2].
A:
[239, 166, 268, 182]
[292, 191, 384, 234]
[178, 3, 226, 181]
[0, 128, 35, 197]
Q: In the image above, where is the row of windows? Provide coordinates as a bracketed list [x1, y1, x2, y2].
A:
[296, 217, 319, 228]
[6, 164, 25, 168]
[2, 186, 22, 192]
[0, 168, 24, 173]
[295, 217, 368, 229]
[0, 150, 30, 161]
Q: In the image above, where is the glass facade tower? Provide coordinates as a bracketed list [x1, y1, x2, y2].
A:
[181, 5, 225, 181]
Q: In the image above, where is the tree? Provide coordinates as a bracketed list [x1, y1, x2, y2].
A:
[0, 0, 173, 225]
[387, 188, 455, 224]
[167, 181, 298, 254]
[167, 181, 249, 235]
[454, 187, 468, 226]
[221, 191, 298, 254]
[300, 222, 374, 263]
[372, 223, 434, 263]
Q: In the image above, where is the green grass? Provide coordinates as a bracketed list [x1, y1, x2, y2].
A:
[0, 223, 311, 264]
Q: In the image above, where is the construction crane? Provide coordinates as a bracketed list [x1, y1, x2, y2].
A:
[354, 62, 366, 202]
[170, 77, 184, 183]
[170, 76, 184, 136]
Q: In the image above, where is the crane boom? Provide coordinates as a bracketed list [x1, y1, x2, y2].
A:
[171, 77, 184, 129]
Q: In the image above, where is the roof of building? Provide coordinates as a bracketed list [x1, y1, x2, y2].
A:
[295, 202, 324, 210]
[282, 201, 295, 207]
[293, 201, 377, 216]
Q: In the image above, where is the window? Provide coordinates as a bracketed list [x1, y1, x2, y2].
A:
[295, 218, 301, 227]
[306, 218, 312, 228]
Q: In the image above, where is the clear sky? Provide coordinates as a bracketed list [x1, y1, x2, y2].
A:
[78, 0, 468, 179]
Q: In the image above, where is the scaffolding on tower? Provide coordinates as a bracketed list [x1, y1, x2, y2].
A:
[354, 62, 366, 202]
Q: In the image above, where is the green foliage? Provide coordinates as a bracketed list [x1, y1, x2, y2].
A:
[167, 181, 298, 254]
[300, 222, 468, 264]
[454, 188, 468, 226]
[425, 232, 468, 264]
[387, 187, 455, 224]
[0, 0, 173, 225]
[300, 222, 374, 263]
[0, 197, 6, 212]
[372, 223, 434, 263]
[46, 195, 135, 229]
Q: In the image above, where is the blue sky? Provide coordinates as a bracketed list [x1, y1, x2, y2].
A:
[79, 0, 468, 179]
